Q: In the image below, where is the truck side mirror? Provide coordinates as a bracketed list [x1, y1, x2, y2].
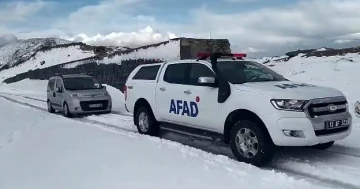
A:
[198, 77, 217, 87]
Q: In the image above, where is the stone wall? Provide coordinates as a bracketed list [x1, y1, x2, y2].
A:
[179, 38, 231, 59]
[3, 38, 232, 91]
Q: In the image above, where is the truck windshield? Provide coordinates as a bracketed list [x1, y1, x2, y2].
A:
[63, 77, 102, 90]
[216, 61, 287, 84]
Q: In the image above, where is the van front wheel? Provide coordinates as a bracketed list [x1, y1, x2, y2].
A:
[47, 100, 55, 113]
[63, 102, 72, 118]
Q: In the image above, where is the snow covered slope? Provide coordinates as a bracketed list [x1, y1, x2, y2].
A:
[0, 44, 96, 81]
[0, 38, 71, 68]
[100, 39, 181, 64]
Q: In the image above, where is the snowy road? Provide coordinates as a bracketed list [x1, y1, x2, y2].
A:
[0, 94, 338, 189]
[1, 91, 360, 189]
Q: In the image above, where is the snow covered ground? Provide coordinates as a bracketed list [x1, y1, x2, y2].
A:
[0, 89, 335, 189]
[1, 52, 360, 188]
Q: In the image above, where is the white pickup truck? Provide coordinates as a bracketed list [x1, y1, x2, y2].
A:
[124, 53, 352, 166]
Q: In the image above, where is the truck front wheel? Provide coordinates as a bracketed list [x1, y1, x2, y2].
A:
[134, 106, 160, 136]
[230, 120, 275, 167]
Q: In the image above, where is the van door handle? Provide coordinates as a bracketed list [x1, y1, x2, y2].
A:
[159, 87, 166, 91]
[184, 90, 192, 95]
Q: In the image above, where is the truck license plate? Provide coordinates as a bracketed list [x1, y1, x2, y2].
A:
[89, 103, 103, 108]
[325, 119, 348, 129]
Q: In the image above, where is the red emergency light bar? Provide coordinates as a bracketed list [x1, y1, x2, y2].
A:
[196, 53, 247, 60]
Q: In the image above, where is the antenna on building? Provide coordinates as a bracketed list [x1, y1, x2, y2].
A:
[209, 32, 212, 39]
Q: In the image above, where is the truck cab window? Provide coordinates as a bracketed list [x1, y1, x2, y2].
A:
[163, 63, 189, 85]
[189, 63, 216, 85]
[132, 65, 161, 80]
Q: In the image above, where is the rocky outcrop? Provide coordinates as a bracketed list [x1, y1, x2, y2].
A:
[304, 46, 360, 57]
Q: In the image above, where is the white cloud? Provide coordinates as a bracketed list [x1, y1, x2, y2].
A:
[0, 34, 18, 47]
[186, 0, 360, 55]
[0, 0, 51, 24]
[66, 26, 177, 47]
[5, 0, 360, 57]
[54, 0, 155, 35]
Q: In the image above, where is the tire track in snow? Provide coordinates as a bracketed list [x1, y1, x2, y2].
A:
[0, 94, 135, 133]
[0, 93, 357, 189]
[4, 92, 360, 159]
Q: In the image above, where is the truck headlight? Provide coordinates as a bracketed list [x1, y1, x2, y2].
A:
[270, 99, 308, 111]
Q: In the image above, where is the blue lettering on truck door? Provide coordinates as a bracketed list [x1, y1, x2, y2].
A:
[169, 99, 198, 117]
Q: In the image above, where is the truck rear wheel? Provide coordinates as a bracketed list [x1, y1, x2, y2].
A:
[134, 106, 160, 136]
[230, 120, 275, 167]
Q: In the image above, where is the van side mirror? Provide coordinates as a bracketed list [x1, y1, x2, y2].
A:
[198, 77, 217, 87]
[55, 87, 62, 93]
[102, 85, 106, 89]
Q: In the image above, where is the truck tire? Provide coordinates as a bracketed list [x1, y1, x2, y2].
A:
[309, 141, 334, 150]
[230, 120, 275, 167]
[134, 106, 160, 136]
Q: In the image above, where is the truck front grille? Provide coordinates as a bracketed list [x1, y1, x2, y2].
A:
[80, 100, 109, 111]
[305, 96, 347, 118]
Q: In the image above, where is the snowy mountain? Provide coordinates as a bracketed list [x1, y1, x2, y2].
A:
[0, 38, 72, 69]
[256, 46, 360, 64]
[0, 37, 130, 72]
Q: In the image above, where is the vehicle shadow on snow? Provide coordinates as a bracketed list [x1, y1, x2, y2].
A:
[158, 129, 357, 167]
[160, 130, 360, 188]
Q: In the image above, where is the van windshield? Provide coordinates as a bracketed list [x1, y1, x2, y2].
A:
[216, 61, 287, 84]
[63, 77, 102, 90]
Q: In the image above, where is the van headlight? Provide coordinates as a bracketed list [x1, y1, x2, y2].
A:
[270, 99, 308, 112]
[70, 93, 80, 97]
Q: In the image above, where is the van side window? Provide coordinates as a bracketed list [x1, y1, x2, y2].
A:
[47, 78, 55, 91]
[163, 63, 190, 85]
[189, 63, 215, 85]
[132, 65, 161, 80]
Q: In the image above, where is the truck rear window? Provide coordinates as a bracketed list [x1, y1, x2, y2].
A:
[132, 65, 161, 80]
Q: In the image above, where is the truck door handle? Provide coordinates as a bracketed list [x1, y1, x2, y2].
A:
[159, 87, 166, 91]
[184, 90, 192, 95]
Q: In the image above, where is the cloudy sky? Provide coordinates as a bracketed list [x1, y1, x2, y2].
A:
[1, 0, 360, 57]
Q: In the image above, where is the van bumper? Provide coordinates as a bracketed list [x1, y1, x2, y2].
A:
[67, 95, 112, 114]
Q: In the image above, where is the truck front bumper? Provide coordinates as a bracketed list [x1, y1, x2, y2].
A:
[264, 111, 352, 146]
